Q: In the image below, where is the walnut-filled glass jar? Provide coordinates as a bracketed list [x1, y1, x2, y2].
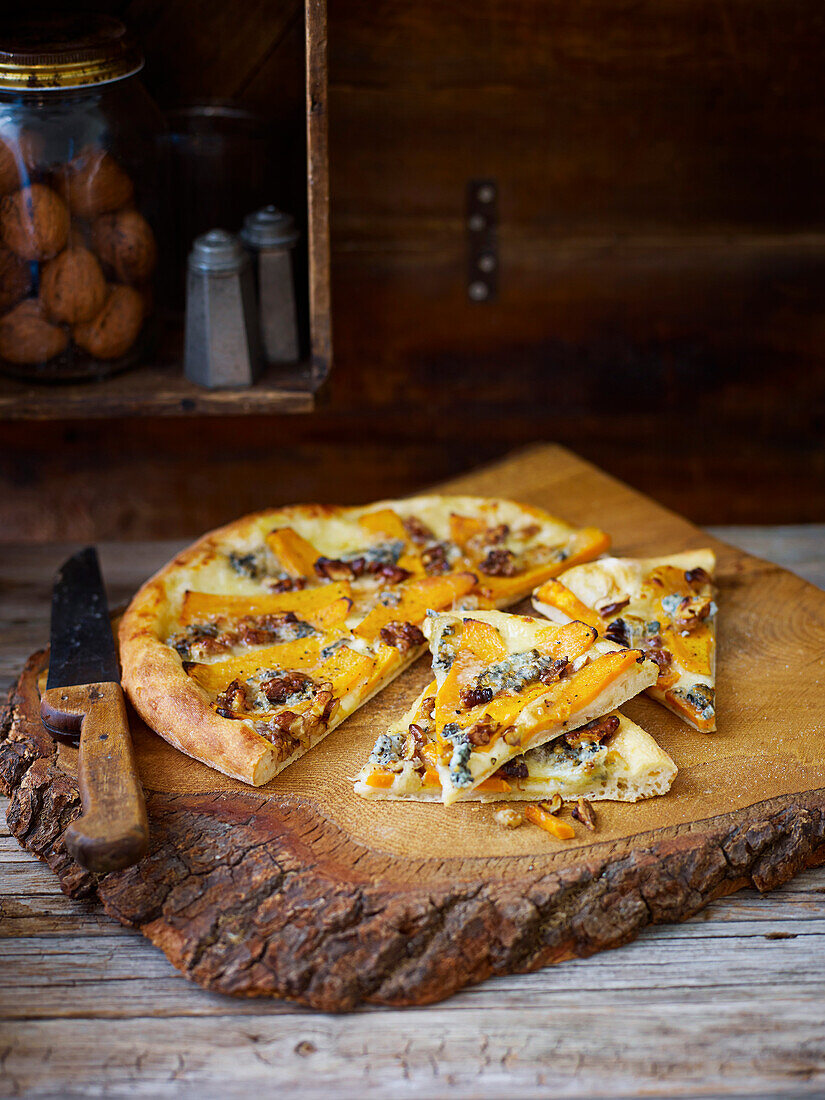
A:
[0, 15, 163, 381]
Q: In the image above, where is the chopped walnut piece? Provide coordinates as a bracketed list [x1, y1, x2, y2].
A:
[645, 646, 673, 676]
[379, 620, 426, 652]
[685, 566, 712, 588]
[604, 618, 629, 647]
[564, 714, 620, 748]
[495, 807, 524, 829]
[403, 515, 436, 545]
[467, 719, 497, 746]
[460, 683, 494, 709]
[572, 797, 597, 831]
[215, 678, 247, 718]
[421, 544, 449, 575]
[672, 594, 714, 631]
[499, 758, 528, 780]
[540, 793, 563, 815]
[478, 547, 517, 577]
[372, 562, 412, 585]
[314, 556, 359, 580]
[407, 723, 428, 757]
[420, 696, 436, 721]
[267, 576, 307, 594]
[484, 523, 510, 545]
[502, 726, 521, 746]
[261, 670, 314, 706]
[598, 597, 630, 617]
[538, 657, 569, 686]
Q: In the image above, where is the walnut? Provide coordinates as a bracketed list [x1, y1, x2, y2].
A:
[90, 207, 156, 284]
[539, 793, 563, 815]
[0, 246, 32, 312]
[57, 147, 134, 218]
[494, 808, 523, 829]
[0, 184, 69, 261]
[0, 299, 68, 364]
[0, 132, 42, 195]
[41, 247, 107, 324]
[72, 284, 144, 360]
[571, 797, 597, 831]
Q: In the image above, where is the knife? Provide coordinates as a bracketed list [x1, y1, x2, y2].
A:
[40, 547, 149, 874]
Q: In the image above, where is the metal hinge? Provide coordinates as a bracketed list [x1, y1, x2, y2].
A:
[466, 178, 498, 302]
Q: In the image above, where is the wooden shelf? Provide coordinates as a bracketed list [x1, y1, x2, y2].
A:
[0, 355, 318, 420]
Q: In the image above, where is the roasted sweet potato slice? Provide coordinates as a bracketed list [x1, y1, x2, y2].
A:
[180, 583, 352, 629]
[187, 637, 322, 694]
[461, 618, 508, 664]
[359, 508, 408, 542]
[661, 624, 714, 675]
[525, 804, 575, 839]
[354, 572, 477, 642]
[449, 513, 486, 547]
[533, 619, 598, 661]
[532, 579, 603, 631]
[266, 527, 322, 579]
[532, 649, 646, 730]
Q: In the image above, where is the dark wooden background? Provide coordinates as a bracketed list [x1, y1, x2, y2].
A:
[3, 0, 824, 540]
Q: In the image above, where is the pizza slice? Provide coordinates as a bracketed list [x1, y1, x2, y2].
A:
[355, 692, 676, 803]
[119, 495, 610, 786]
[532, 549, 717, 732]
[355, 609, 658, 805]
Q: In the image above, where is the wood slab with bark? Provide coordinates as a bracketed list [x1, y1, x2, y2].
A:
[3, 444, 825, 1011]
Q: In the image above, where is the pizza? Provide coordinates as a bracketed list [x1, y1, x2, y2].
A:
[355, 699, 676, 803]
[118, 495, 609, 785]
[532, 549, 717, 732]
[352, 608, 660, 805]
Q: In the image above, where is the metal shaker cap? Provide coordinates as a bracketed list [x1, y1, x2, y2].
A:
[241, 205, 299, 250]
[189, 229, 248, 273]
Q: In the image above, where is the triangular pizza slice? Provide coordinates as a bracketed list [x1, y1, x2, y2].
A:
[355, 688, 676, 803]
[357, 609, 659, 805]
[533, 549, 717, 732]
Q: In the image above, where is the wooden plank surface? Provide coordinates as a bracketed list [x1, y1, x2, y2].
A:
[2, 523, 825, 1097]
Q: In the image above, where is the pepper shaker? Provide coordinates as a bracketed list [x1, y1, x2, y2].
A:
[241, 205, 300, 364]
[184, 229, 261, 388]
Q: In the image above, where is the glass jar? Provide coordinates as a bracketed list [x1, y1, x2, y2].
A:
[0, 14, 164, 382]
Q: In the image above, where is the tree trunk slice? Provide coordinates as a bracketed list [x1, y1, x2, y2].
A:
[3, 444, 825, 1011]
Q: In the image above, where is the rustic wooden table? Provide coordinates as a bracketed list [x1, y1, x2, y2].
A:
[2, 529, 825, 1099]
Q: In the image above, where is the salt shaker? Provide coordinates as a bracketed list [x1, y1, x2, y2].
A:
[184, 229, 261, 388]
[241, 205, 300, 364]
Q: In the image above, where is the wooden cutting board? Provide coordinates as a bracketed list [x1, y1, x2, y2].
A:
[3, 444, 825, 1012]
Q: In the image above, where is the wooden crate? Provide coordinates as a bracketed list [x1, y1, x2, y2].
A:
[0, 0, 330, 421]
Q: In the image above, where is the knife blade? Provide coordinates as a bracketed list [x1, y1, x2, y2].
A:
[40, 547, 149, 874]
[46, 547, 120, 699]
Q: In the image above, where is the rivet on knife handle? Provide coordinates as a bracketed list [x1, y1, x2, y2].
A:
[41, 681, 148, 874]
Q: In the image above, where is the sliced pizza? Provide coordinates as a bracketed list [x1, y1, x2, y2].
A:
[119, 495, 609, 785]
[353, 608, 659, 805]
[355, 695, 676, 803]
[533, 549, 717, 732]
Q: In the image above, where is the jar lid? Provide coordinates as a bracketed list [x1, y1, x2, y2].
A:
[0, 14, 144, 91]
[241, 206, 300, 250]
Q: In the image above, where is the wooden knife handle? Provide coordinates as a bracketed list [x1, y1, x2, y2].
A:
[40, 682, 149, 874]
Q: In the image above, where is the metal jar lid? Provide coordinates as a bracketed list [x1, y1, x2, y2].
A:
[189, 229, 249, 274]
[241, 205, 299, 250]
[0, 14, 144, 91]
